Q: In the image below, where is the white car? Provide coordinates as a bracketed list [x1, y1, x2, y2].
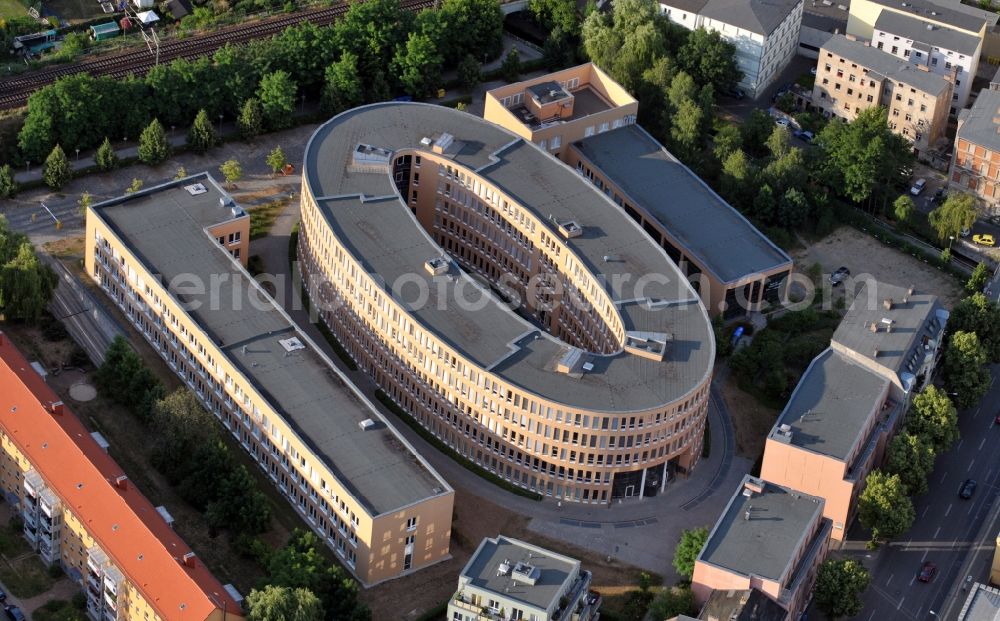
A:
[910, 178, 927, 195]
[775, 117, 791, 127]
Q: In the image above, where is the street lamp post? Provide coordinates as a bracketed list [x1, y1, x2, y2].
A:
[218, 114, 223, 133]
[75, 148, 80, 162]
[949, 235, 955, 249]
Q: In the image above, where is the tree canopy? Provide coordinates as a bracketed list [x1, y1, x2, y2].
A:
[948, 292, 1000, 363]
[814, 559, 871, 619]
[884, 431, 936, 496]
[0, 217, 58, 323]
[909, 386, 960, 453]
[858, 470, 915, 543]
[246, 586, 324, 621]
[672, 526, 708, 579]
[929, 192, 977, 241]
[944, 331, 990, 409]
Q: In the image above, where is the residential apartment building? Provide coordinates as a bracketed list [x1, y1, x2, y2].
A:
[0, 332, 243, 621]
[84, 173, 455, 586]
[812, 34, 953, 156]
[449, 536, 599, 621]
[299, 102, 716, 504]
[761, 281, 947, 540]
[847, 0, 987, 111]
[697, 588, 788, 621]
[872, 10, 981, 112]
[691, 476, 831, 619]
[485, 67, 793, 320]
[957, 583, 1000, 620]
[482, 63, 638, 161]
[658, 0, 804, 98]
[949, 85, 1000, 213]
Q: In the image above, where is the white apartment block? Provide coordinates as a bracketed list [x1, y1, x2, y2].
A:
[872, 10, 980, 112]
[659, 0, 804, 98]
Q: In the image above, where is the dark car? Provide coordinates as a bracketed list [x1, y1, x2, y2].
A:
[4, 606, 24, 621]
[918, 562, 937, 583]
[960, 478, 977, 499]
[933, 188, 946, 203]
[0, 591, 5, 604]
[995, 412, 1000, 425]
[830, 266, 850, 286]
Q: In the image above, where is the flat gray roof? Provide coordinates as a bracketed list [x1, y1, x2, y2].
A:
[958, 583, 1000, 621]
[573, 125, 792, 284]
[771, 348, 889, 461]
[303, 103, 713, 412]
[92, 174, 449, 516]
[699, 0, 803, 35]
[821, 34, 953, 96]
[460, 536, 579, 611]
[832, 281, 946, 384]
[659, 0, 710, 14]
[870, 0, 987, 32]
[699, 589, 788, 621]
[874, 10, 980, 54]
[699, 476, 824, 582]
[957, 87, 1000, 153]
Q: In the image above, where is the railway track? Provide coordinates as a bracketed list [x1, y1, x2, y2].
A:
[0, 0, 435, 109]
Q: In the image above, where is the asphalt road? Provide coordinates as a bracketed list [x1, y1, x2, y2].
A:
[850, 365, 1000, 621]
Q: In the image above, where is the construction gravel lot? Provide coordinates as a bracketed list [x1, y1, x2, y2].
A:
[793, 225, 963, 309]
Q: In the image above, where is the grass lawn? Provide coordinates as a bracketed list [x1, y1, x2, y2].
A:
[249, 200, 285, 240]
[33, 600, 87, 621]
[0, 555, 55, 598]
[0, 520, 31, 557]
[0, 0, 29, 19]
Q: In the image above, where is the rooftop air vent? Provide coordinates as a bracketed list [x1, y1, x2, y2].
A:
[624, 331, 672, 361]
[183, 183, 207, 196]
[359, 419, 375, 431]
[511, 562, 541, 586]
[278, 337, 305, 353]
[420, 136, 433, 147]
[425, 257, 449, 276]
[883, 298, 894, 310]
[349, 143, 393, 173]
[432, 133, 455, 154]
[557, 220, 582, 239]
[497, 559, 512, 577]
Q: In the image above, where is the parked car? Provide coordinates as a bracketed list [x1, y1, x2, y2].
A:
[933, 187, 946, 203]
[799, 130, 815, 143]
[830, 266, 850, 286]
[0, 591, 5, 604]
[910, 178, 927, 195]
[995, 412, 1000, 425]
[960, 478, 977, 499]
[960, 227, 971, 237]
[723, 88, 746, 100]
[775, 117, 791, 127]
[918, 562, 937, 583]
[973, 233, 996, 247]
[4, 606, 24, 621]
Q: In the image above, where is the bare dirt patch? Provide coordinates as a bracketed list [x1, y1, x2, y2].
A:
[793, 226, 963, 308]
[717, 369, 780, 460]
[365, 487, 653, 621]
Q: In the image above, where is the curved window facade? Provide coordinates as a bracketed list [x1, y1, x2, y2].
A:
[298, 103, 715, 503]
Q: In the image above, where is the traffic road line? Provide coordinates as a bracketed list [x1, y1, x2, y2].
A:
[941, 471, 949, 483]
[934, 526, 941, 538]
[945, 503, 952, 517]
[980, 438, 986, 451]
[969, 459, 976, 471]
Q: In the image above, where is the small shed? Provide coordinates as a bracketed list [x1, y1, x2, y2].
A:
[136, 10, 159, 25]
[90, 22, 120, 41]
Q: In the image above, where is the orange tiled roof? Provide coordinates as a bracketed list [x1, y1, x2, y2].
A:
[0, 332, 242, 621]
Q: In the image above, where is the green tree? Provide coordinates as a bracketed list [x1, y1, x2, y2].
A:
[186, 109, 217, 155]
[205, 464, 271, 534]
[501, 47, 521, 82]
[258, 70, 297, 131]
[816, 107, 914, 205]
[0, 164, 17, 199]
[43, 145, 72, 190]
[648, 586, 695, 620]
[948, 292, 1000, 363]
[893, 195, 915, 228]
[238, 98, 265, 140]
[438, 0, 504, 63]
[530, 0, 580, 35]
[78, 191, 93, 217]
[766, 126, 791, 158]
[928, 192, 977, 242]
[392, 32, 444, 98]
[138, 119, 170, 165]
[676, 27, 741, 91]
[712, 124, 742, 161]
[967, 262, 991, 293]
[457, 54, 481, 90]
[885, 432, 936, 496]
[672, 526, 708, 579]
[267, 530, 369, 621]
[741, 110, 775, 158]
[175, 166, 188, 181]
[125, 178, 144, 195]
[814, 559, 871, 619]
[0, 220, 58, 324]
[909, 386, 960, 452]
[95, 137, 119, 171]
[220, 159, 243, 188]
[720, 148, 755, 209]
[944, 331, 990, 409]
[858, 470, 915, 544]
[94, 336, 162, 419]
[322, 53, 363, 115]
[246, 586, 324, 621]
[670, 99, 704, 161]
[267, 146, 287, 176]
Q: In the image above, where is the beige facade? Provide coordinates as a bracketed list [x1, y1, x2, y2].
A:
[483, 63, 638, 161]
[85, 174, 454, 587]
[847, 0, 987, 43]
[949, 88, 1000, 212]
[0, 333, 244, 621]
[299, 103, 715, 505]
[812, 36, 953, 155]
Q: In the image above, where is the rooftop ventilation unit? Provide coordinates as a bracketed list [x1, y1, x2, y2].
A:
[183, 183, 207, 196]
[359, 419, 376, 431]
[349, 143, 393, 173]
[278, 337, 306, 352]
[155, 505, 175, 528]
[425, 257, 449, 276]
[883, 298, 894, 310]
[432, 133, 455, 154]
[624, 331, 672, 361]
[420, 136, 433, 147]
[555, 347, 591, 377]
[557, 220, 583, 239]
[497, 559, 512, 576]
[511, 562, 541, 586]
